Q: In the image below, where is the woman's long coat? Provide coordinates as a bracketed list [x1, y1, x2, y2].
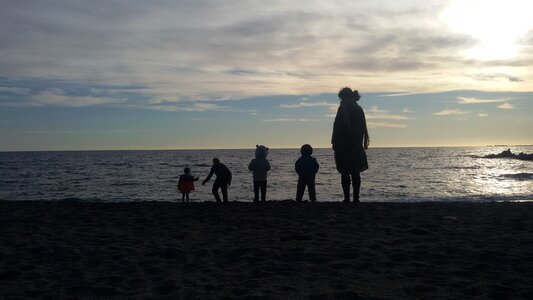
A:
[332, 102, 368, 173]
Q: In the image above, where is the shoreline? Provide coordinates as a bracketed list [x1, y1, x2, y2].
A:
[2, 198, 533, 203]
[1, 201, 532, 299]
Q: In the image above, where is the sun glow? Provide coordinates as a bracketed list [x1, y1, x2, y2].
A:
[441, 0, 533, 60]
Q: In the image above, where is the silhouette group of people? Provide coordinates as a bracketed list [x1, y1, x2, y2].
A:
[177, 87, 369, 203]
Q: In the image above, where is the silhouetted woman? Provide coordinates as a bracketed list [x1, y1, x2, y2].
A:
[332, 87, 369, 203]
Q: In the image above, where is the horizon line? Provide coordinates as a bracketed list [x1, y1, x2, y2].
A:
[1, 144, 531, 153]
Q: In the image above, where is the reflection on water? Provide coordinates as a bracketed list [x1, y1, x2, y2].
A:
[0, 146, 531, 202]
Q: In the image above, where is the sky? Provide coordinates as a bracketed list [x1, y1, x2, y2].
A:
[0, 0, 532, 150]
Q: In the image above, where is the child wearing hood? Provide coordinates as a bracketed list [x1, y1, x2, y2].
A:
[295, 144, 319, 202]
[248, 145, 271, 202]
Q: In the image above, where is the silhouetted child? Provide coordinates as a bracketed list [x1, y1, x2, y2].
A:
[295, 144, 319, 202]
[178, 167, 199, 203]
[202, 158, 232, 203]
[248, 145, 271, 202]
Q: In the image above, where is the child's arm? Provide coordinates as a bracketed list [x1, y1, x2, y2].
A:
[265, 160, 271, 172]
[314, 158, 319, 174]
[248, 159, 255, 171]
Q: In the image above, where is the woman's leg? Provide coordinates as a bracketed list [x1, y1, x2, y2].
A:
[341, 172, 351, 202]
[351, 171, 361, 203]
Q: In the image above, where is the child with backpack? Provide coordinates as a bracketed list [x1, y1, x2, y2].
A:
[295, 144, 319, 202]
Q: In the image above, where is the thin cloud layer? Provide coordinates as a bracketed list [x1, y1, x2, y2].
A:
[366, 114, 410, 120]
[498, 103, 515, 109]
[280, 101, 336, 108]
[457, 97, 509, 104]
[1, 0, 532, 107]
[262, 118, 321, 122]
[367, 122, 408, 128]
[433, 109, 469, 116]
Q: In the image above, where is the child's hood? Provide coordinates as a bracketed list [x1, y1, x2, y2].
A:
[255, 145, 269, 159]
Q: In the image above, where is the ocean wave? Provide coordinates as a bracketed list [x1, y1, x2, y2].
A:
[95, 162, 133, 167]
[177, 163, 211, 168]
[444, 166, 480, 170]
[500, 173, 533, 181]
[58, 197, 84, 202]
[110, 182, 141, 186]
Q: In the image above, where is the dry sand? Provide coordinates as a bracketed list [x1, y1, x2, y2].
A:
[1, 201, 532, 299]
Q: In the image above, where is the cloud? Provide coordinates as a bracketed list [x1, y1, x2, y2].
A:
[0, 78, 148, 107]
[433, 109, 469, 116]
[356, 106, 413, 121]
[457, 97, 508, 104]
[367, 106, 389, 113]
[280, 101, 336, 108]
[1, 0, 530, 103]
[28, 89, 125, 107]
[262, 118, 321, 122]
[381, 92, 426, 97]
[193, 103, 225, 111]
[403, 108, 414, 113]
[478, 113, 488, 117]
[366, 114, 409, 120]
[471, 73, 522, 82]
[0, 87, 31, 95]
[146, 102, 255, 112]
[367, 121, 407, 128]
[498, 103, 515, 109]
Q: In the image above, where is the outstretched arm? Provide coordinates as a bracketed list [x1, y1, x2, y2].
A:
[202, 168, 214, 185]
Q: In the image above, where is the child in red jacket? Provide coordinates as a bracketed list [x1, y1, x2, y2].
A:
[178, 167, 199, 203]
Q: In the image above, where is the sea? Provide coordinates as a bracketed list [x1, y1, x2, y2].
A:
[1, 146, 532, 203]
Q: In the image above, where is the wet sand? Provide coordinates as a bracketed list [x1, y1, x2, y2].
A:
[1, 201, 532, 299]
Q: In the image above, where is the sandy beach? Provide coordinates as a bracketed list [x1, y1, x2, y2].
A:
[1, 201, 532, 299]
